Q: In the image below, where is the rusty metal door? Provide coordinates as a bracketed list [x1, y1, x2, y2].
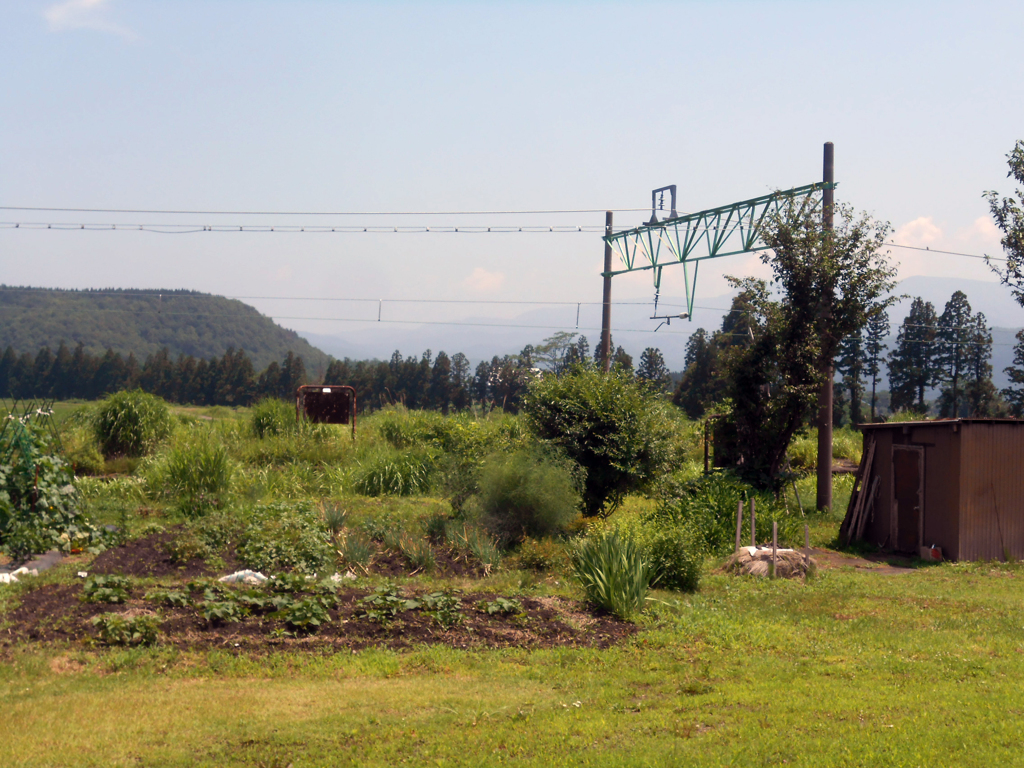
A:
[892, 445, 924, 554]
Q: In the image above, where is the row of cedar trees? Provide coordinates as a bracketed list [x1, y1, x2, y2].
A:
[674, 289, 1024, 422]
[0, 335, 674, 412]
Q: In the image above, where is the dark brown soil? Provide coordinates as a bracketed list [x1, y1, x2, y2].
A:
[88, 531, 241, 579]
[1, 582, 636, 653]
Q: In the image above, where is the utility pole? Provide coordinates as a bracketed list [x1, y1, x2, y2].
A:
[816, 142, 835, 512]
[601, 211, 613, 372]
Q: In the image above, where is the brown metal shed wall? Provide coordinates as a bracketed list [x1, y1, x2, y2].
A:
[958, 423, 1024, 561]
[908, 424, 960, 560]
[862, 429, 894, 548]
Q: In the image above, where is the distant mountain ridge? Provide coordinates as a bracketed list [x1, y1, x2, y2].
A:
[0, 286, 328, 373]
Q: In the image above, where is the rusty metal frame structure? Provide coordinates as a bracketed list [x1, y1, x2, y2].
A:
[295, 385, 357, 439]
[602, 182, 835, 318]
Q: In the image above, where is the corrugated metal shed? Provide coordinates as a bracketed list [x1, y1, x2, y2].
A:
[841, 419, 1024, 561]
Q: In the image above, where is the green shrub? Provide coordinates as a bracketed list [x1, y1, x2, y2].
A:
[144, 589, 190, 608]
[91, 612, 159, 646]
[94, 390, 172, 458]
[472, 449, 580, 546]
[250, 398, 294, 439]
[201, 599, 248, 623]
[523, 366, 674, 517]
[156, 430, 233, 517]
[236, 502, 332, 575]
[645, 526, 703, 592]
[654, 473, 800, 557]
[478, 597, 524, 617]
[572, 530, 656, 621]
[81, 574, 131, 604]
[352, 448, 437, 496]
[510, 536, 570, 572]
[1, 413, 99, 558]
[359, 583, 420, 625]
[421, 591, 463, 629]
[280, 597, 330, 633]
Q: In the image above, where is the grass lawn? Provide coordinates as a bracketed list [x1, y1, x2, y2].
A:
[4, 554, 1024, 767]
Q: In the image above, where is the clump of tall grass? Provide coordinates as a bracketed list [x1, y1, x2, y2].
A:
[249, 397, 294, 439]
[337, 530, 375, 571]
[94, 390, 172, 457]
[789, 427, 863, 470]
[572, 531, 656, 621]
[447, 522, 501, 571]
[352, 447, 437, 496]
[146, 428, 233, 517]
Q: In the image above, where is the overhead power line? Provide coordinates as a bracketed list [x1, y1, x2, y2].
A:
[0, 220, 1007, 262]
[0, 205, 651, 216]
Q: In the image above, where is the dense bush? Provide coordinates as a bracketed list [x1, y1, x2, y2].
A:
[572, 530, 656, 621]
[94, 390, 172, 457]
[653, 472, 801, 557]
[471, 449, 580, 546]
[644, 526, 703, 592]
[236, 502, 332, 575]
[250, 397, 294, 438]
[523, 366, 673, 517]
[1, 414, 99, 559]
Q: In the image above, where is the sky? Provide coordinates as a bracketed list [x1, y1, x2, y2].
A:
[2, 0, 1023, 363]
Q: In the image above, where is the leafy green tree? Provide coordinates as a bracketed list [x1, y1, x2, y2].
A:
[534, 331, 578, 375]
[985, 140, 1024, 305]
[722, 200, 897, 490]
[888, 298, 939, 413]
[935, 291, 974, 417]
[864, 307, 889, 420]
[1003, 330, 1024, 417]
[636, 347, 671, 393]
[523, 365, 673, 517]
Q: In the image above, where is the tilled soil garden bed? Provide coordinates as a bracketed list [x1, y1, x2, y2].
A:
[2, 581, 634, 653]
[2, 530, 635, 654]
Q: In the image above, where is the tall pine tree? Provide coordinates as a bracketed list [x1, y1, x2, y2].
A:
[935, 291, 973, 417]
[864, 308, 889, 420]
[887, 298, 939, 413]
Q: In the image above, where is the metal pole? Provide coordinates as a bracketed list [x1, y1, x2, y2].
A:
[816, 142, 835, 512]
[601, 211, 613, 372]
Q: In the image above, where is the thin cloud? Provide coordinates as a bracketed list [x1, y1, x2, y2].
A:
[893, 216, 943, 248]
[462, 267, 505, 293]
[44, 0, 137, 41]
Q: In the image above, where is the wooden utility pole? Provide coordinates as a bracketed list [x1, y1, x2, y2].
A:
[601, 211, 613, 372]
[816, 142, 835, 512]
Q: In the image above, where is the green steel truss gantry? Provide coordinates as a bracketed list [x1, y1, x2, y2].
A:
[602, 181, 836, 319]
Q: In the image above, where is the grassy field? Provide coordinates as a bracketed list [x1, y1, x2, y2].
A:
[5, 401, 1017, 767]
[4, 556, 1024, 766]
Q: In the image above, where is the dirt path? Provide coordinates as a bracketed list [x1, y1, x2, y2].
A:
[808, 547, 919, 575]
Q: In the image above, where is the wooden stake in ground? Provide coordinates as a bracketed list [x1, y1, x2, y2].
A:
[735, 500, 743, 552]
[804, 523, 810, 565]
[772, 521, 778, 578]
[750, 498, 756, 548]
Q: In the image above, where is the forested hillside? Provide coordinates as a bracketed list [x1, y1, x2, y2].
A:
[0, 286, 327, 373]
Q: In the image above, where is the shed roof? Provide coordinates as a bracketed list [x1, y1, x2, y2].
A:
[858, 418, 1024, 430]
